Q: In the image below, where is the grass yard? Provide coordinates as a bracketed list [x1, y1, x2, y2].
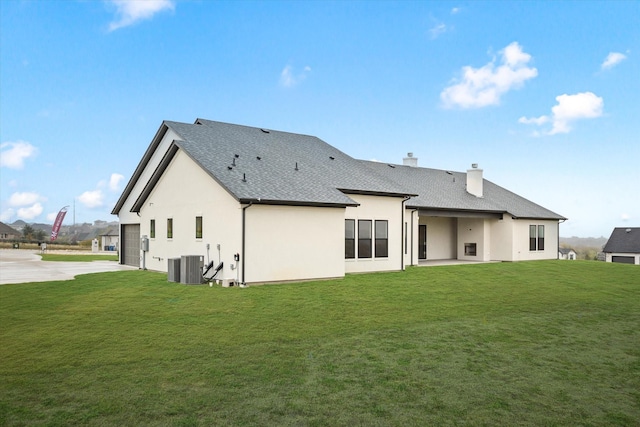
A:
[1, 261, 638, 426]
[39, 254, 119, 263]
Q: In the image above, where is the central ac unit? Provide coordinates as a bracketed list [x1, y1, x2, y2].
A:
[180, 255, 204, 284]
[167, 258, 181, 282]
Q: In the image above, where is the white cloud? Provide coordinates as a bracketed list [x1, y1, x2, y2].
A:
[0, 209, 15, 222]
[518, 116, 550, 126]
[601, 52, 627, 70]
[107, 0, 175, 31]
[429, 23, 448, 39]
[451, 7, 461, 14]
[78, 190, 104, 208]
[8, 191, 44, 207]
[440, 42, 538, 109]
[0, 140, 38, 169]
[621, 213, 630, 222]
[109, 173, 125, 191]
[519, 92, 604, 135]
[279, 64, 311, 88]
[17, 203, 43, 220]
[46, 211, 59, 222]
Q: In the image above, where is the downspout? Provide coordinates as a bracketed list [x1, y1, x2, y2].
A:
[557, 219, 566, 260]
[241, 202, 253, 284]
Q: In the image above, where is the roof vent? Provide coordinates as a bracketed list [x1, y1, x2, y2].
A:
[232, 157, 236, 167]
[242, 173, 247, 182]
[626, 228, 632, 233]
[260, 129, 270, 133]
[295, 162, 299, 171]
[388, 164, 396, 168]
[256, 156, 261, 160]
[329, 156, 335, 160]
[235, 154, 239, 158]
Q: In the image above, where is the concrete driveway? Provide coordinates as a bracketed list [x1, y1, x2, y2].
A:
[0, 249, 136, 285]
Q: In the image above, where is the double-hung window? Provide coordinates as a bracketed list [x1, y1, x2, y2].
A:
[358, 220, 372, 258]
[375, 220, 388, 258]
[529, 225, 545, 251]
[345, 219, 355, 259]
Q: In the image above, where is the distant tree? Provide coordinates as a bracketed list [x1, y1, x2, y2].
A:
[34, 229, 46, 241]
[22, 224, 35, 241]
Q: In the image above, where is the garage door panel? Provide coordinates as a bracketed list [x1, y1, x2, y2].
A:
[122, 224, 140, 267]
[612, 256, 634, 264]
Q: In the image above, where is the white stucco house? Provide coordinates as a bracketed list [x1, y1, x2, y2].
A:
[602, 227, 640, 265]
[100, 229, 119, 252]
[112, 119, 566, 284]
[558, 247, 577, 260]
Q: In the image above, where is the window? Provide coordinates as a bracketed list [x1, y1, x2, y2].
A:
[345, 219, 355, 259]
[375, 220, 388, 258]
[404, 222, 408, 255]
[167, 218, 173, 239]
[195, 216, 203, 239]
[358, 220, 372, 258]
[538, 225, 545, 251]
[529, 225, 536, 251]
[150, 219, 155, 239]
[530, 225, 544, 251]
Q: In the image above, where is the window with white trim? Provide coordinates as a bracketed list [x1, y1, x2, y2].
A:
[529, 225, 545, 251]
[345, 219, 355, 259]
[375, 220, 388, 258]
[358, 220, 372, 258]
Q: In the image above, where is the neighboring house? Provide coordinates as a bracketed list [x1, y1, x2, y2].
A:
[559, 247, 577, 260]
[602, 227, 640, 265]
[0, 222, 20, 240]
[101, 229, 119, 251]
[112, 119, 566, 284]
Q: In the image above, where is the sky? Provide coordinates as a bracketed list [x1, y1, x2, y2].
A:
[1, 0, 639, 238]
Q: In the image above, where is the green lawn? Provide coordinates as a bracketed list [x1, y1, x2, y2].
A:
[1, 261, 638, 426]
[40, 254, 119, 262]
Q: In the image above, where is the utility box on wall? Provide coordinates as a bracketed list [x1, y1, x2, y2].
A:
[180, 255, 204, 284]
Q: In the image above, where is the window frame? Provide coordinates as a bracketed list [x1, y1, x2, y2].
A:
[529, 225, 537, 251]
[375, 220, 388, 258]
[537, 225, 545, 251]
[358, 219, 372, 259]
[150, 219, 155, 239]
[345, 219, 356, 259]
[530, 224, 545, 251]
[195, 216, 203, 239]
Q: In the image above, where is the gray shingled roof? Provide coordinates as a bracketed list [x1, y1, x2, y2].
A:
[118, 118, 565, 220]
[603, 227, 640, 253]
[164, 119, 411, 207]
[0, 221, 19, 236]
[359, 160, 566, 220]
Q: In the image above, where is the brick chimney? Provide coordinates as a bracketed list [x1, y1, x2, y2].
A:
[403, 152, 418, 167]
[466, 163, 483, 197]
